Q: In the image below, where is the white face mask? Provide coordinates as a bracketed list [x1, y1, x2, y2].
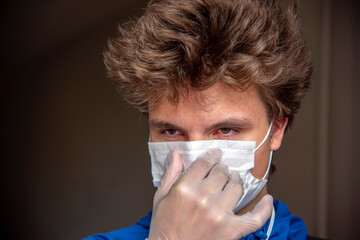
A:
[148, 122, 273, 212]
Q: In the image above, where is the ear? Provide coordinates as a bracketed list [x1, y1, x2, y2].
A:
[270, 117, 288, 151]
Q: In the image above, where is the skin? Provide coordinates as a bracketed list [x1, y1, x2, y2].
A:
[148, 81, 288, 216]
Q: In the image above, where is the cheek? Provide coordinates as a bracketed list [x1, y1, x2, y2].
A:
[251, 145, 271, 179]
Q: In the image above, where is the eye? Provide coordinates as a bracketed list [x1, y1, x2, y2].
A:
[163, 129, 181, 136]
[218, 128, 232, 134]
[214, 128, 239, 137]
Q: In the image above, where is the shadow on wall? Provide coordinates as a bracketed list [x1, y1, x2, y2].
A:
[2, 1, 154, 239]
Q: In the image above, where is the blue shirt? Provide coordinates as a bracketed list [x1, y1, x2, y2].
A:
[83, 200, 307, 240]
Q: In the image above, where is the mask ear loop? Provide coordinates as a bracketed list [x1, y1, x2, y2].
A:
[253, 121, 274, 180]
[263, 150, 273, 180]
[254, 121, 273, 152]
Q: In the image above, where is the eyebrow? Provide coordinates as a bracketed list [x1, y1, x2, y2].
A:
[204, 118, 253, 132]
[149, 120, 185, 132]
[149, 118, 253, 132]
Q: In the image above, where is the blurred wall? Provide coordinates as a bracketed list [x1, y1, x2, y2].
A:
[2, 0, 359, 239]
[270, 1, 360, 239]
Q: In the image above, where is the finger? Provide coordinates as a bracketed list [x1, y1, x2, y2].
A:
[228, 195, 273, 238]
[182, 149, 223, 183]
[219, 171, 244, 210]
[155, 150, 183, 204]
[202, 163, 229, 193]
[249, 194, 273, 222]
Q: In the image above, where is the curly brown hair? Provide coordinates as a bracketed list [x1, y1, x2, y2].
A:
[104, 0, 313, 127]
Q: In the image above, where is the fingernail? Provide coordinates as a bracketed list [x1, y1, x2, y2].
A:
[217, 162, 229, 173]
[238, 173, 244, 186]
[169, 150, 175, 165]
[229, 171, 243, 184]
[166, 150, 177, 169]
[207, 148, 223, 160]
[254, 194, 273, 212]
[264, 194, 273, 203]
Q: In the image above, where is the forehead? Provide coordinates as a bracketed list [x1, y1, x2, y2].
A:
[148, 82, 268, 126]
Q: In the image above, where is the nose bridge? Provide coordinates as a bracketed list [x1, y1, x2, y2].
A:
[186, 131, 210, 141]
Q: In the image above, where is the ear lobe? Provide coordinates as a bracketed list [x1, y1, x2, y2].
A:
[270, 118, 288, 151]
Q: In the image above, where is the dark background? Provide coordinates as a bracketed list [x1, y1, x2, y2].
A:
[2, 0, 359, 239]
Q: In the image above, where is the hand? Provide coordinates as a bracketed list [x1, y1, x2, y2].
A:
[148, 149, 273, 240]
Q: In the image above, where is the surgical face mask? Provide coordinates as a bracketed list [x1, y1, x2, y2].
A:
[148, 122, 273, 212]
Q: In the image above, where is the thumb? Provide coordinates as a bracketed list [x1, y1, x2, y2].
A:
[154, 150, 183, 205]
[250, 194, 273, 217]
[229, 195, 273, 238]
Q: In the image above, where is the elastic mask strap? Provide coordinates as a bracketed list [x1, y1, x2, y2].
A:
[254, 121, 273, 152]
[253, 121, 273, 180]
[263, 150, 273, 180]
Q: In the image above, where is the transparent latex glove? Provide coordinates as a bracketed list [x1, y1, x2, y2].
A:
[148, 149, 273, 240]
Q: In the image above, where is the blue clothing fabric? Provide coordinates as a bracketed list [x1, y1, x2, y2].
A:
[83, 200, 307, 240]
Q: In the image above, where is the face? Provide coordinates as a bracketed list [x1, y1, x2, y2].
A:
[148, 81, 287, 179]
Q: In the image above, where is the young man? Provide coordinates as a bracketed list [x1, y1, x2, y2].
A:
[84, 0, 313, 239]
